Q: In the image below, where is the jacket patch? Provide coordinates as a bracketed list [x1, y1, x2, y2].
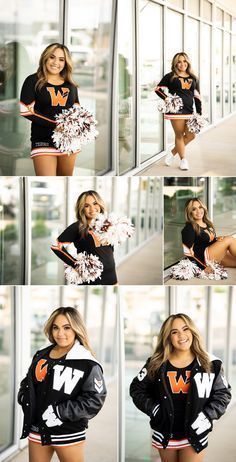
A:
[191, 412, 211, 435]
[53, 365, 84, 394]
[94, 378, 103, 393]
[138, 367, 147, 381]
[194, 373, 214, 398]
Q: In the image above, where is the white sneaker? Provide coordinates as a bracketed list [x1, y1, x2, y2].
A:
[165, 146, 175, 166]
[180, 158, 189, 170]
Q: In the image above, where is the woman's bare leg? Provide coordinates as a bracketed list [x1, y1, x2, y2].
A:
[170, 120, 187, 159]
[207, 237, 236, 265]
[54, 441, 85, 462]
[56, 153, 78, 176]
[179, 446, 206, 462]
[221, 251, 236, 268]
[33, 156, 57, 176]
[158, 448, 179, 462]
[171, 123, 196, 156]
[29, 440, 54, 462]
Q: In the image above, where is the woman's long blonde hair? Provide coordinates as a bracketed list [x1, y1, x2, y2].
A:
[44, 307, 94, 355]
[147, 313, 211, 379]
[185, 198, 215, 235]
[36, 43, 77, 90]
[75, 190, 106, 237]
[171, 52, 198, 80]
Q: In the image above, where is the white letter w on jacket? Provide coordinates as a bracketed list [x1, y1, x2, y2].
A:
[53, 365, 84, 394]
[194, 373, 214, 398]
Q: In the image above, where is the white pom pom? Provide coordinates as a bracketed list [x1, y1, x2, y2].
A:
[90, 212, 135, 246]
[64, 252, 103, 285]
[157, 94, 183, 114]
[170, 258, 228, 280]
[186, 113, 208, 134]
[52, 105, 99, 154]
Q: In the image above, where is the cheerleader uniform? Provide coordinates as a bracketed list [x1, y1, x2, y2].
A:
[20, 73, 80, 157]
[152, 360, 195, 450]
[51, 221, 118, 285]
[182, 222, 216, 269]
[155, 72, 202, 120]
[18, 342, 107, 446]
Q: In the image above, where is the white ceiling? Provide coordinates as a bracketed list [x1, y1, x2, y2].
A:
[217, 0, 236, 16]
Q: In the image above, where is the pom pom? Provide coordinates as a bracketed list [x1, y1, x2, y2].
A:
[170, 258, 228, 280]
[52, 105, 99, 154]
[90, 212, 135, 246]
[64, 252, 103, 285]
[186, 113, 208, 134]
[157, 94, 183, 114]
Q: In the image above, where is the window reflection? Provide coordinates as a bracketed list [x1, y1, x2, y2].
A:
[215, 29, 223, 119]
[186, 18, 199, 75]
[0, 177, 22, 284]
[139, 0, 163, 163]
[164, 177, 207, 269]
[211, 287, 228, 363]
[0, 286, 14, 452]
[176, 287, 207, 340]
[0, 0, 60, 175]
[68, 0, 114, 175]
[233, 34, 236, 111]
[224, 32, 230, 115]
[201, 24, 211, 121]
[213, 177, 236, 235]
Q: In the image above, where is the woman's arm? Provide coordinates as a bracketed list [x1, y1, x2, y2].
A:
[42, 364, 107, 427]
[20, 74, 56, 128]
[154, 73, 171, 100]
[202, 365, 231, 421]
[130, 362, 160, 418]
[51, 222, 80, 268]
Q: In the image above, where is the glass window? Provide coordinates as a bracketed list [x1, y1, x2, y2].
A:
[224, 13, 231, 31]
[233, 34, 236, 111]
[123, 286, 166, 462]
[202, 0, 212, 22]
[164, 177, 207, 269]
[213, 177, 236, 235]
[0, 287, 14, 452]
[139, 0, 163, 163]
[30, 179, 66, 285]
[187, 0, 200, 17]
[211, 287, 228, 363]
[67, 0, 115, 175]
[231, 289, 236, 395]
[216, 7, 224, 28]
[224, 32, 231, 115]
[102, 287, 118, 378]
[0, 0, 60, 175]
[168, 0, 183, 9]
[119, 0, 136, 174]
[176, 287, 207, 340]
[185, 17, 199, 75]
[0, 177, 22, 284]
[215, 29, 223, 119]
[201, 23, 211, 122]
[166, 9, 183, 144]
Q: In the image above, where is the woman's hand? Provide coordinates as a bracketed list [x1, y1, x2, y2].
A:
[216, 236, 224, 242]
[204, 266, 214, 274]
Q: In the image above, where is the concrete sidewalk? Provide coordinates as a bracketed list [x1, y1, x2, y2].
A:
[137, 114, 236, 177]
[117, 234, 163, 285]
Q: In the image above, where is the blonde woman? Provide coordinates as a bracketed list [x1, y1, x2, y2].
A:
[51, 190, 118, 285]
[130, 313, 231, 462]
[20, 43, 80, 176]
[182, 198, 236, 271]
[155, 52, 202, 170]
[18, 307, 107, 462]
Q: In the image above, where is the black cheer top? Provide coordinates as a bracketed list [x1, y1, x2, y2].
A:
[182, 222, 216, 269]
[155, 72, 202, 116]
[166, 359, 195, 439]
[20, 73, 79, 148]
[51, 221, 118, 285]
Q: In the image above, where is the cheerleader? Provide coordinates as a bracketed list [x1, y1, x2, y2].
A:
[130, 313, 231, 462]
[51, 190, 118, 285]
[20, 43, 80, 176]
[18, 307, 107, 462]
[155, 52, 202, 170]
[182, 198, 236, 271]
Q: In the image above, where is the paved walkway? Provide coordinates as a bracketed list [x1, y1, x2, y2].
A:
[117, 234, 163, 285]
[138, 114, 236, 177]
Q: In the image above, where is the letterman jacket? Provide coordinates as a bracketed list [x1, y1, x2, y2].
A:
[130, 354, 231, 453]
[18, 341, 107, 445]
